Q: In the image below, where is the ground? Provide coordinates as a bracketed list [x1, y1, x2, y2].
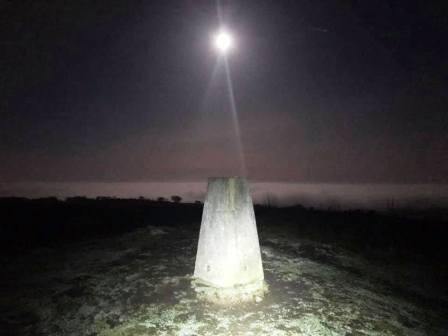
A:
[1, 221, 447, 336]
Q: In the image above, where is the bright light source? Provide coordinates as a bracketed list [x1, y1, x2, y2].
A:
[213, 30, 234, 54]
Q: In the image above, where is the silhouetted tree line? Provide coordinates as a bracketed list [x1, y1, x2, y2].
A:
[0, 197, 447, 265]
[255, 205, 448, 262]
[0, 197, 201, 253]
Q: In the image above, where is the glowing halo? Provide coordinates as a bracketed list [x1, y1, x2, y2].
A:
[213, 30, 234, 54]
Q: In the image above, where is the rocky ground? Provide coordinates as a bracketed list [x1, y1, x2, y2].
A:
[1, 220, 447, 335]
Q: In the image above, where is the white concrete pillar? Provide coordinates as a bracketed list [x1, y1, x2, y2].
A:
[194, 177, 264, 293]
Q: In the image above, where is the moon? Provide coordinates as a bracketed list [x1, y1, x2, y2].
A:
[213, 30, 234, 54]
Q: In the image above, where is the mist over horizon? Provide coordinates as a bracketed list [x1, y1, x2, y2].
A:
[2, 181, 448, 211]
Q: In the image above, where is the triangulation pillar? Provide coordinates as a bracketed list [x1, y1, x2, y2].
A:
[193, 177, 266, 303]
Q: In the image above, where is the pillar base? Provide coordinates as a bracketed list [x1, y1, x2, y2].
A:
[191, 278, 268, 304]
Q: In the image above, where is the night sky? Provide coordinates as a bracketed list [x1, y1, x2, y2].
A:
[1, 0, 447, 183]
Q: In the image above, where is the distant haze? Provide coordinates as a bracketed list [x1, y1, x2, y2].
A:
[1, 182, 447, 211]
